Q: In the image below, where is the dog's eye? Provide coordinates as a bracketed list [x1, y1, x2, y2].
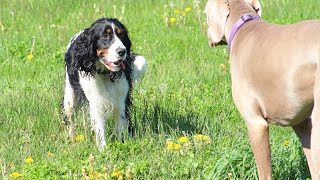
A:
[106, 28, 112, 33]
[116, 29, 122, 34]
[102, 33, 109, 38]
[116, 29, 126, 38]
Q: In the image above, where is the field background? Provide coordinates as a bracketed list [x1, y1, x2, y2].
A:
[0, 0, 319, 179]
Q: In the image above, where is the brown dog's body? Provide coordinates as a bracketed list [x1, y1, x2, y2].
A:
[205, 0, 320, 179]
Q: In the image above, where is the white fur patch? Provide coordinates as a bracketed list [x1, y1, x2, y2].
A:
[106, 24, 126, 63]
[133, 56, 147, 82]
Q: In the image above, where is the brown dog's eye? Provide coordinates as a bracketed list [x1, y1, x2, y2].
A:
[106, 28, 112, 33]
[116, 29, 122, 34]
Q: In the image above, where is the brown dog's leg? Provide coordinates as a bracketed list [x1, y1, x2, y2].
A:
[245, 117, 272, 180]
[311, 111, 320, 179]
[310, 69, 320, 179]
[292, 118, 314, 176]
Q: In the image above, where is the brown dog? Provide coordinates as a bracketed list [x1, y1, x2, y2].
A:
[205, 0, 320, 179]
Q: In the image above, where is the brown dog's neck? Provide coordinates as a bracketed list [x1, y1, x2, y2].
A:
[225, 0, 259, 43]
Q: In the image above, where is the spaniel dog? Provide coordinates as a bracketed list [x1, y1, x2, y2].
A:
[63, 18, 146, 151]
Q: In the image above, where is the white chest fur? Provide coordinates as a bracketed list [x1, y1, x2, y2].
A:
[78, 72, 129, 111]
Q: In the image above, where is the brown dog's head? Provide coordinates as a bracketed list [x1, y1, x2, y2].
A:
[205, 0, 262, 47]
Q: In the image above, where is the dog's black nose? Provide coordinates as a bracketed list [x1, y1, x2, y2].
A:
[116, 48, 126, 57]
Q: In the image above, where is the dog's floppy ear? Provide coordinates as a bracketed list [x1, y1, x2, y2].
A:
[73, 28, 97, 74]
[246, 0, 262, 17]
[205, 0, 230, 45]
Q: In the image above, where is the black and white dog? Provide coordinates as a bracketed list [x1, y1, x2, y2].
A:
[63, 18, 146, 150]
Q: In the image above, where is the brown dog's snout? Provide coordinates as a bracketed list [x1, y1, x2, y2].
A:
[207, 29, 216, 47]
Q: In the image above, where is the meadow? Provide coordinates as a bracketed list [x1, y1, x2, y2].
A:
[0, 0, 319, 179]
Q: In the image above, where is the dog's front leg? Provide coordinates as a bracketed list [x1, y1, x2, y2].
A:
[245, 117, 272, 180]
[89, 103, 107, 151]
[63, 73, 76, 141]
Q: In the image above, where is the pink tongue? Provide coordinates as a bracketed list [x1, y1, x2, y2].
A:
[103, 60, 111, 66]
[121, 62, 126, 70]
[103, 60, 125, 70]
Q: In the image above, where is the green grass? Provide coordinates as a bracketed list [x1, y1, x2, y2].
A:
[0, 0, 319, 179]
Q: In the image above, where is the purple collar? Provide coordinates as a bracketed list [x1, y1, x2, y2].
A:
[228, 14, 260, 52]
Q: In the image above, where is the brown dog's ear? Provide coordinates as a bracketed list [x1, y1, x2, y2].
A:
[205, 0, 230, 44]
[246, 0, 262, 17]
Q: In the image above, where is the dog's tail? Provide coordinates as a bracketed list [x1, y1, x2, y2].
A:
[132, 55, 147, 83]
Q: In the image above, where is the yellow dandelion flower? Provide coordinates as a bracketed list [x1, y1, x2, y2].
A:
[178, 137, 189, 143]
[283, 139, 289, 147]
[111, 172, 117, 177]
[169, 17, 176, 23]
[219, 64, 226, 70]
[174, 143, 181, 150]
[47, 151, 54, 157]
[25, 157, 34, 164]
[167, 141, 174, 150]
[185, 7, 191, 12]
[194, 134, 203, 140]
[10, 172, 23, 178]
[89, 172, 102, 178]
[27, 54, 33, 60]
[111, 171, 122, 177]
[181, 12, 186, 17]
[166, 141, 181, 150]
[202, 135, 210, 140]
[76, 134, 84, 142]
[174, 10, 180, 14]
[194, 134, 211, 141]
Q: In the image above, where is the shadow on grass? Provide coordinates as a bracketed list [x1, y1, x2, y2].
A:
[132, 100, 311, 179]
[132, 100, 217, 136]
